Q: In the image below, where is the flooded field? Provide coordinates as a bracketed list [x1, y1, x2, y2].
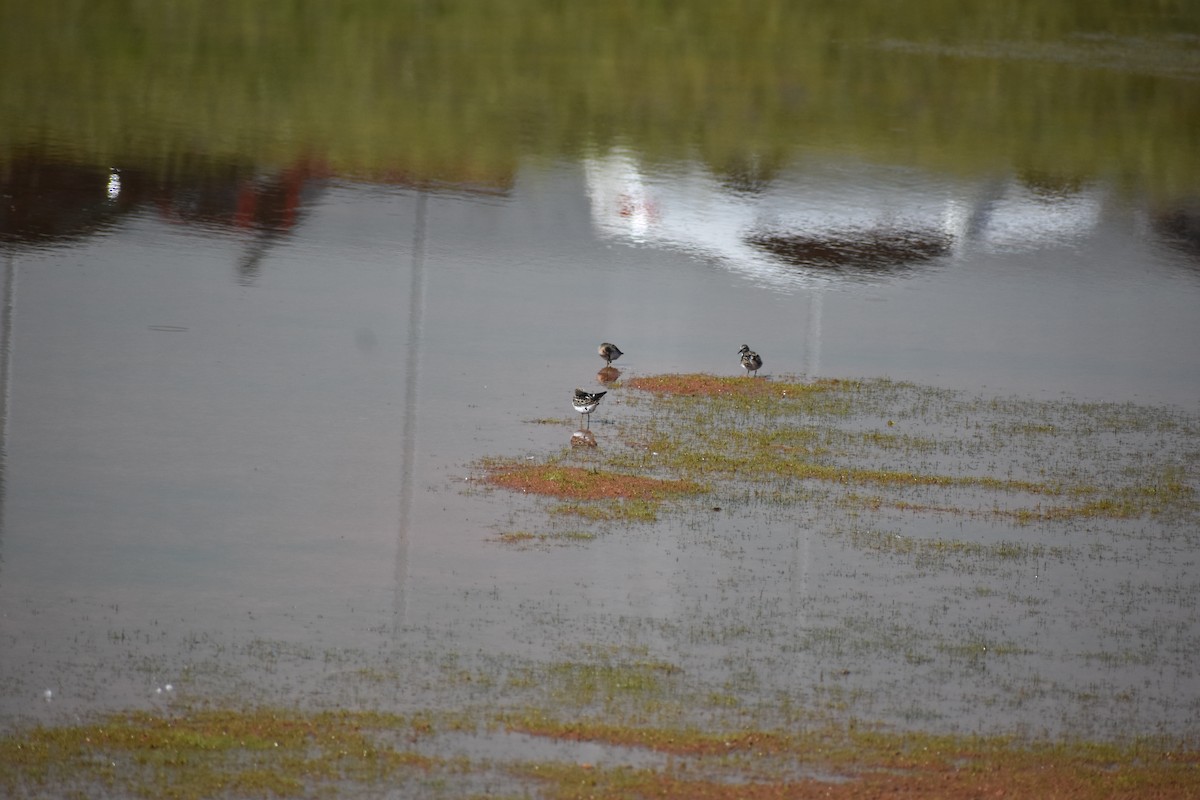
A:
[3, 371, 1198, 796]
[480, 375, 1200, 733]
[2, 1, 1199, 796]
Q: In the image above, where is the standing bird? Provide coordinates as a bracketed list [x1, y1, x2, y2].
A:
[738, 344, 763, 377]
[572, 388, 607, 428]
[598, 342, 624, 366]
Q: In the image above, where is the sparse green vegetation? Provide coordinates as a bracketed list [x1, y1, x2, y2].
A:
[836, 527, 1068, 563]
[4, 706, 1194, 799]
[0, 709, 437, 800]
[496, 528, 598, 545]
[550, 499, 661, 523]
[485, 373, 1197, 534]
[482, 461, 705, 502]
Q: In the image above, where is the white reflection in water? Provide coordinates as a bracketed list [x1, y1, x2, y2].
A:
[586, 150, 1108, 291]
[105, 169, 121, 201]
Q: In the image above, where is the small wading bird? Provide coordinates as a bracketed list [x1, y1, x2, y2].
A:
[572, 388, 607, 429]
[598, 342, 624, 366]
[738, 344, 763, 377]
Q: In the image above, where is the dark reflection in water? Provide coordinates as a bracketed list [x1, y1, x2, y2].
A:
[152, 162, 323, 234]
[712, 155, 786, 198]
[154, 161, 327, 285]
[0, 156, 132, 248]
[1015, 169, 1087, 199]
[1153, 201, 1200, 262]
[745, 228, 954, 274]
[1, 152, 329, 285]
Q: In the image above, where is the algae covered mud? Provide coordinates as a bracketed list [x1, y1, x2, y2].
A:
[5, 373, 1196, 798]
[2, 709, 1197, 799]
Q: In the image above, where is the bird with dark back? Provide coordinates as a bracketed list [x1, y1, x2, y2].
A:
[572, 388, 607, 428]
[738, 344, 763, 377]
[598, 342, 624, 366]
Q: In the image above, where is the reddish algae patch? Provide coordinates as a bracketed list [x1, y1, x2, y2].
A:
[512, 720, 1200, 800]
[483, 463, 703, 501]
[530, 765, 1200, 800]
[506, 717, 791, 756]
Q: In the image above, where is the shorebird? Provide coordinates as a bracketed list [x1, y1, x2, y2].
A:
[572, 388, 607, 429]
[598, 342, 624, 366]
[738, 344, 763, 377]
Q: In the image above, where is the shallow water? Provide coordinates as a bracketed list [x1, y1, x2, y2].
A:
[1, 158, 1197, 739]
[1, 3, 1198, 750]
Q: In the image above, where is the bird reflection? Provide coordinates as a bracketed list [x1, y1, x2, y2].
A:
[571, 429, 598, 448]
[597, 366, 620, 383]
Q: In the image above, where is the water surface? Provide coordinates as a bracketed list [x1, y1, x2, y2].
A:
[1, 1, 1198, 745]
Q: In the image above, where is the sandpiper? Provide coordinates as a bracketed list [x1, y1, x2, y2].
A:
[738, 344, 763, 377]
[572, 388, 607, 428]
[598, 342, 624, 366]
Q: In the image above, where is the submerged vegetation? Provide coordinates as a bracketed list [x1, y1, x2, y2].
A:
[468, 372, 1199, 774]
[484, 373, 1197, 531]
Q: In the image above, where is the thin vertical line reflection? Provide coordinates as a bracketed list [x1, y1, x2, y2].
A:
[394, 191, 427, 635]
[804, 291, 822, 377]
[0, 254, 16, 577]
[794, 289, 818, 688]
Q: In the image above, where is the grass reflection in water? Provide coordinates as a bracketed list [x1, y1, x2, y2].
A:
[1, 1, 1197, 196]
